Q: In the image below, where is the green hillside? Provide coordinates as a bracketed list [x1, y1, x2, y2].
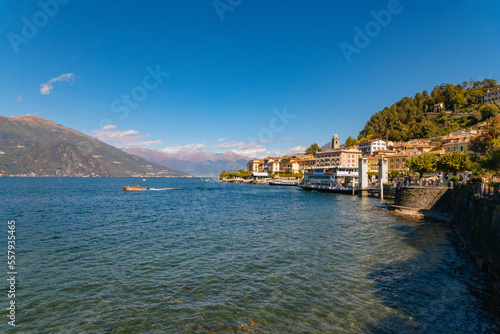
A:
[356, 78, 499, 143]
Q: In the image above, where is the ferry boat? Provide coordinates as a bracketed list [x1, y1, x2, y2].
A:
[269, 177, 300, 186]
[299, 166, 358, 194]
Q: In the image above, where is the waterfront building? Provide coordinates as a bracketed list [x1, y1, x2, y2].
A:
[447, 129, 478, 138]
[389, 139, 434, 153]
[263, 157, 281, 174]
[372, 149, 397, 157]
[280, 158, 299, 174]
[387, 154, 410, 173]
[314, 147, 362, 168]
[297, 157, 316, 172]
[279, 154, 314, 174]
[358, 139, 387, 156]
[365, 156, 380, 173]
[247, 159, 265, 173]
[442, 139, 471, 153]
[484, 88, 500, 105]
[246, 160, 254, 172]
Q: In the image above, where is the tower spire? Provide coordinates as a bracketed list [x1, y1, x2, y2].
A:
[332, 133, 339, 149]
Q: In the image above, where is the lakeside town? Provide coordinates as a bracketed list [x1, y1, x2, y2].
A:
[5, 1, 500, 331]
[220, 90, 500, 189]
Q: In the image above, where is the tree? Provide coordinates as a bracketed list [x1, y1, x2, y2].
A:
[405, 152, 437, 182]
[470, 117, 500, 175]
[479, 104, 499, 121]
[470, 90, 484, 104]
[345, 136, 359, 147]
[430, 146, 442, 151]
[305, 143, 322, 155]
[219, 169, 251, 179]
[437, 151, 472, 176]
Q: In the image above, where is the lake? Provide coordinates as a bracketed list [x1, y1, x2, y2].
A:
[1, 177, 499, 333]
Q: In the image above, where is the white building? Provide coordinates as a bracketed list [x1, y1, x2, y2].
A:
[315, 148, 362, 168]
[264, 157, 281, 174]
[358, 139, 387, 156]
[484, 88, 500, 105]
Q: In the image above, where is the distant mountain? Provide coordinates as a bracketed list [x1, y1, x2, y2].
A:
[321, 142, 332, 151]
[124, 147, 250, 176]
[0, 115, 188, 177]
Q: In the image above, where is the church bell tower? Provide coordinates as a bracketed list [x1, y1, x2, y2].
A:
[332, 134, 340, 149]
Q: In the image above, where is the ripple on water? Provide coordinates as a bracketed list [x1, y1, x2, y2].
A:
[0, 177, 499, 333]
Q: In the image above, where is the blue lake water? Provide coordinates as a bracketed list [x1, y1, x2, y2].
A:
[1, 177, 499, 333]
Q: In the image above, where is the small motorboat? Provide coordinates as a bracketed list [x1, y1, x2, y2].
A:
[122, 185, 147, 191]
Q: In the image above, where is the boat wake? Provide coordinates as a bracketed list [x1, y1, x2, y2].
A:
[148, 188, 180, 191]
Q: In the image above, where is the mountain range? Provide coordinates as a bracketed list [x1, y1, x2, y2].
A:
[123, 148, 250, 176]
[0, 115, 188, 177]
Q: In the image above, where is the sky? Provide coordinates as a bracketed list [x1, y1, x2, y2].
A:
[1, 0, 500, 158]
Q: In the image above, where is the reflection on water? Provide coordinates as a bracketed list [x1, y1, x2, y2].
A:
[1, 177, 499, 333]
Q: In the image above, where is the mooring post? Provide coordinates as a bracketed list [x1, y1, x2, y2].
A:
[380, 180, 383, 200]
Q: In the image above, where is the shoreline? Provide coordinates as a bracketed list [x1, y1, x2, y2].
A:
[387, 203, 500, 299]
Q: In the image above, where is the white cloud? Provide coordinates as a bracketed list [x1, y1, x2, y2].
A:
[211, 140, 249, 150]
[16, 95, 22, 102]
[267, 146, 307, 157]
[216, 137, 228, 142]
[161, 143, 206, 154]
[92, 125, 162, 148]
[158, 139, 306, 159]
[40, 73, 76, 95]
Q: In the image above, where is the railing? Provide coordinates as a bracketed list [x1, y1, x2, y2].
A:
[382, 177, 448, 188]
[473, 183, 500, 200]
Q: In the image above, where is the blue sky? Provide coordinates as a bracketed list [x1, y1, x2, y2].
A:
[1, 0, 500, 158]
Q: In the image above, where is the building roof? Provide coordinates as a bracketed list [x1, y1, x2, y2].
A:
[485, 87, 500, 93]
[359, 139, 386, 144]
[442, 140, 470, 147]
[431, 149, 446, 154]
[316, 148, 361, 155]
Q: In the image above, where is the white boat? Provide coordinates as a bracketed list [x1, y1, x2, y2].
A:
[299, 166, 358, 194]
[269, 177, 300, 186]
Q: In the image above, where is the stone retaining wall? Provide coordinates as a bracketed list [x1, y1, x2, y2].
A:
[449, 186, 500, 278]
[394, 186, 450, 210]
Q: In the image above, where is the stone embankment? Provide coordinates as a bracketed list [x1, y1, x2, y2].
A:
[217, 179, 269, 185]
